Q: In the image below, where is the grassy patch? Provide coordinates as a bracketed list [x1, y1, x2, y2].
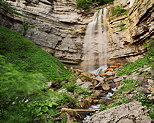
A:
[135, 91, 154, 119]
[100, 96, 131, 111]
[0, 27, 72, 82]
[0, 27, 76, 122]
[115, 79, 140, 94]
[118, 38, 154, 76]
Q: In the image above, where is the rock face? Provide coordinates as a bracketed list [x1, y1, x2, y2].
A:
[1, 0, 87, 64]
[0, 0, 153, 65]
[84, 101, 152, 123]
[107, 0, 154, 62]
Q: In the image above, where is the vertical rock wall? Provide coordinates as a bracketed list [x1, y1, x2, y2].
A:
[0, 0, 153, 65]
[1, 0, 88, 64]
[107, 0, 154, 62]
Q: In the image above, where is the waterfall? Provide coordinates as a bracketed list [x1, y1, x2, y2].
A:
[81, 8, 108, 73]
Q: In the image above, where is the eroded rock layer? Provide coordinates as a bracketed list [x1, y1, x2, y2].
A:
[1, 0, 88, 64]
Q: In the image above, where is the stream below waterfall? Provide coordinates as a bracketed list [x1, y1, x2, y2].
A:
[76, 8, 116, 122]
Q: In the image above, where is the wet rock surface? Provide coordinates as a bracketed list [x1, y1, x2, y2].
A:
[84, 101, 152, 123]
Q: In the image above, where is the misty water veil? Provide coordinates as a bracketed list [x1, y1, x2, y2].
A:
[81, 8, 108, 74]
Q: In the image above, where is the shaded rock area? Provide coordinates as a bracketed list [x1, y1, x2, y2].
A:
[84, 101, 152, 123]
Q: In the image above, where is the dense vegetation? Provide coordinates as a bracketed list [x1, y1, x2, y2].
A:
[76, 0, 114, 11]
[0, 27, 77, 122]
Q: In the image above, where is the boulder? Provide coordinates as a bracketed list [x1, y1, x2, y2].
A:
[84, 101, 152, 123]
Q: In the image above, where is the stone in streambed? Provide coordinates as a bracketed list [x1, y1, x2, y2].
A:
[102, 84, 111, 91]
[81, 82, 92, 89]
[95, 76, 104, 82]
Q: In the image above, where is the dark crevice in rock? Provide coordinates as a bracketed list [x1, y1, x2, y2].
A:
[136, 5, 154, 26]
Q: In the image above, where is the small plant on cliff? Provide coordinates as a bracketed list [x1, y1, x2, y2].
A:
[76, 0, 114, 11]
[0, 1, 26, 17]
[76, 0, 93, 11]
[112, 5, 128, 17]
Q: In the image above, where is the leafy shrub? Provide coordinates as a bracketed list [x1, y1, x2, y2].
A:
[76, 0, 114, 11]
[76, 0, 93, 11]
[115, 79, 140, 94]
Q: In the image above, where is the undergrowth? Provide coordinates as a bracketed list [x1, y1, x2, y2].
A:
[0, 27, 77, 122]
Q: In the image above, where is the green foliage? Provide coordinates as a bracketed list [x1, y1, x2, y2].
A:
[135, 91, 154, 119]
[113, 5, 128, 17]
[28, 91, 77, 122]
[0, 27, 71, 82]
[96, 0, 114, 5]
[76, 0, 114, 11]
[118, 38, 154, 76]
[22, 21, 37, 36]
[76, 0, 93, 11]
[62, 82, 91, 96]
[0, 1, 26, 17]
[115, 79, 140, 94]
[0, 27, 76, 122]
[0, 56, 46, 122]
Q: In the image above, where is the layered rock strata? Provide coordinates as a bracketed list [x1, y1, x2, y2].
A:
[0, 0, 154, 65]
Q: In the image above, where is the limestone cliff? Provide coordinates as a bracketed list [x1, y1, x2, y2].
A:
[107, 0, 154, 63]
[0, 0, 153, 65]
[0, 0, 87, 64]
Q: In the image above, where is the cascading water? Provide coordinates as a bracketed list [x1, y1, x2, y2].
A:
[81, 8, 108, 74]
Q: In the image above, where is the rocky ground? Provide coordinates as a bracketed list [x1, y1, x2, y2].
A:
[48, 61, 153, 122]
